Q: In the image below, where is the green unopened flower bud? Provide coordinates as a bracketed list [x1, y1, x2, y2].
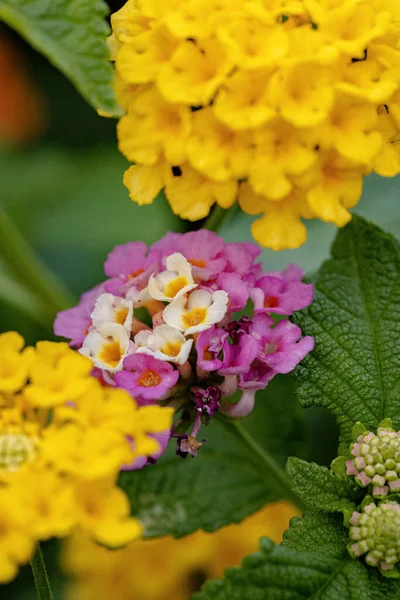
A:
[345, 420, 400, 498]
[348, 498, 400, 576]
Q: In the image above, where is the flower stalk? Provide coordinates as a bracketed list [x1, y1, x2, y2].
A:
[217, 415, 307, 513]
[30, 544, 54, 600]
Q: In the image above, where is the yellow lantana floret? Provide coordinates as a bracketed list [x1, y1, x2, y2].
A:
[112, 0, 400, 250]
[0, 334, 174, 583]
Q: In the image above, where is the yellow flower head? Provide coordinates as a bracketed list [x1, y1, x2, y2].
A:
[63, 501, 298, 600]
[112, 0, 400, 249]
[0, 333, 174, 583]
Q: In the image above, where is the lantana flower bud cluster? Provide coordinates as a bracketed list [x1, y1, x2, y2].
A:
[334, 420, 400, 576]
[0, 332, 173, 583]
[109, 0, 400, 250]
[348, 498, 400, 575]
[55, 230, 314, 460]
[345, 420, 400, 498]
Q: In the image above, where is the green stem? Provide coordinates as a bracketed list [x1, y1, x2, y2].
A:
[203, 204, 235, 233]
[30, 544, 54, 600]
[0, 209, 75, 314]
[218, 416, 307, 513]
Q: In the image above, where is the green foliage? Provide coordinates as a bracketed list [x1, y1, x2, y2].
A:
[0, 0, 120, 115]
[196, 514, 400, 600]
[120, 376, 307, 538]
[286, 458, 362, 513]
[196, 216, 400, 599]
[292, 215, 400, 453]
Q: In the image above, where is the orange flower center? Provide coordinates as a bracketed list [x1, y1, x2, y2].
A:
[115, 307, 129, 326]
[183, 307, 207, 328]
[127, 268, 144, 280]
[99, 341, 122, 368]
[264, 296, 279, 309]
[137, 369, 161, 388]
[164, 276, 189, 298]
[188, 258, 206, 268]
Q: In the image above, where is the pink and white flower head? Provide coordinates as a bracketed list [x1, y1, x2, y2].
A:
[54, 229, 314, 467]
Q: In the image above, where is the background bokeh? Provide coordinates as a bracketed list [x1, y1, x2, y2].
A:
[1, 2, 400, 597]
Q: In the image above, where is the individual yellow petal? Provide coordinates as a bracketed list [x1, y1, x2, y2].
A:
[187, 108, 252, 182]
[269, 63, 335, 128]
[118, 87, 191, 165]
[111, 0, 150, 44]
[157, 38, 232, 106]
[123, 162, 164, 206]
[240, 182, 310, 250]
[116, 25, 178, 84]
[93, 518, 143, 548]
[218, 16, 289, 70]
[164, 164, 237, 220]
[213, 69, 275, 130]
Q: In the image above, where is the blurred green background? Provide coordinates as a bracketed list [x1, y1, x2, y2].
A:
[1, 3, 400, 597]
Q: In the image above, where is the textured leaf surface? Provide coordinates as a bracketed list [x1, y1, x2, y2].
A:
[120, 376, 307, 538]
[0, 0, 120, 114]
[283, 511, 348, 559]
[286, 458, 362, 513]
[195, 514, 400, 600]
[292, 215, 400, 453]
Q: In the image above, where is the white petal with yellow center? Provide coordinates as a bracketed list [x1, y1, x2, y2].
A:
[91, 293, 134, 332]
[163, 289, 229, 335]
[134, 324, 193, 365]
[80, 323, 131, 372]
[147, 253, 197, 302]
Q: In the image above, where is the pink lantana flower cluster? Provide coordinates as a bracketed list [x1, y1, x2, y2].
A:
[55, 230, 314, 463]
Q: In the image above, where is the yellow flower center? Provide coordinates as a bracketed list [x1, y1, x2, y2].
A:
[0, 433, 36, 472]
[137, 369, 162, 388]
[164, 276, 189, 298]
[182, 307, 207, 329]
[99, 341, 123, 368]
[162, 341, 182, 357]
[115, 307, 129, 326]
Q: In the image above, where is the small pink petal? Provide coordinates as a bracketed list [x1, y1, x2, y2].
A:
[372, 486, 388, 496]
[355, 457, 366, 469]
[389, 479, 400, 491]
[346, 460, 359, 475]
[351, 443, 361, 457]
[381, 561, 394, 571]
[357, 472, 371, 486]
[349, 512, 361, 526]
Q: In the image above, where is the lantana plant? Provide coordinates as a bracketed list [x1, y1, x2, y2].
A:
[1, 0, 400, 599]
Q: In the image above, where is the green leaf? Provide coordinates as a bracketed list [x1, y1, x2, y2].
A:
[195, 513, 400, 600]
[286, 458, 362, 513]
[292, 215, 400, 453]
[0, 0, 120, 115]
[283, 511, 348, 558]
[194, 538, 337, 600]
[120, 375, 307, 538]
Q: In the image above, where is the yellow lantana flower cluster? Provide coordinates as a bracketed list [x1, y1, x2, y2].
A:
[63, 501, 298, 600]
[0, 331, 173, 583]
[111, 0, 400, 250]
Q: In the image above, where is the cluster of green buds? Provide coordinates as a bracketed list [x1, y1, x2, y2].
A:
[336, 420, 400, 498]
[348, 497, 400, 576]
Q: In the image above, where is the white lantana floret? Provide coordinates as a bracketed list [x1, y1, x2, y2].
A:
[80, 323, 131, 372]
[134, 324, 193, 365]
[163, 289, 229, 335]
[147, 253, 197, 302]
[91, 293, 133, 333]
